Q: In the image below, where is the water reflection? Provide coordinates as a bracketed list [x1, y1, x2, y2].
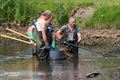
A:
[0, 56, 120, 80]
[31, 58, 120, 80]
[32, 59, 52, 80]
[32, 57, 80, 80]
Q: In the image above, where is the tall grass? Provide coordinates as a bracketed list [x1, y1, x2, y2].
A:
[0, 0, 71, 26]
[84, 5, 120, 29]
[0, 0, 120, 29]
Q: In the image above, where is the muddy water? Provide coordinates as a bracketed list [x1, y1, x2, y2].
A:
[0, 41, 120, 80]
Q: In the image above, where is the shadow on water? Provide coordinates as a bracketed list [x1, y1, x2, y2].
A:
[0, 42, 120, 80]
[34, 59, 80, 80]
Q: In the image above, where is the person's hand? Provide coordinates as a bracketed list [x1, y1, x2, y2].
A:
[30, 40, 36, 46]
[45, 44, 50, 49]
[29, 32, 34, 40]
[58, 35, 62, 39]
[29, 32, 36, 46]
[51, 41, 55, 48]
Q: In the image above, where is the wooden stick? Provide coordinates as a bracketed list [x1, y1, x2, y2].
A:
[0, 34, 36, 46]
[6, 28, 29, 39]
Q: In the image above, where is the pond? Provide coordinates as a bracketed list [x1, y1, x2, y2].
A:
[0, 41, 120, 80]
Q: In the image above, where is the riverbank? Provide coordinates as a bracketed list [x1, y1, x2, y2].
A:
[0, 27, 120, 54]
[80, 29, 120, 54]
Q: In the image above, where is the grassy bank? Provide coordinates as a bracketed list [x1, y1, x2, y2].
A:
[84, 1, 120, 29]
[0, 0, 120, 28]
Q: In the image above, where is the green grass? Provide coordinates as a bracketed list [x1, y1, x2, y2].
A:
[84, 5, 120, 29]
[0, 0, 120, 29]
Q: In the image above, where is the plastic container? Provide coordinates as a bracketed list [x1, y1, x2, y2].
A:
[49, 48, 64, 60]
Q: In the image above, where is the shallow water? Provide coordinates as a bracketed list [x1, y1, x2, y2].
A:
[0, 41, 120, 80]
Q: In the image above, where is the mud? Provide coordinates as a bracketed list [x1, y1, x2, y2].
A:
[0, 27, 120, 54]
[80, 29, 120, 54]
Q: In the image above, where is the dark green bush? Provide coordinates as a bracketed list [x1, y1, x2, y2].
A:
[0, 0, 70, 26]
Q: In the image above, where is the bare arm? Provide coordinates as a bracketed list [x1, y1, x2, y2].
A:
[77, 32, 81, 42]
[27, 25, 35, 36]
[55, 29, 62, 39]
[27, 25, 36, 45]
[41, 22, 48, 44]
[52, 32, 56, 41]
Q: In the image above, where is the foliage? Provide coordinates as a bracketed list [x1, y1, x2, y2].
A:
[0, 0, 120, 29]
[85, 5, 120, 29]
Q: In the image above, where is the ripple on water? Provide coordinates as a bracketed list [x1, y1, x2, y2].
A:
[0, 55, 32, 62]
[0, 71, 51, 77]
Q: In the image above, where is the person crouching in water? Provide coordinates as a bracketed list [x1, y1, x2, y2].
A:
[27, 10, 55, 60]
[56, 17, 81, 59]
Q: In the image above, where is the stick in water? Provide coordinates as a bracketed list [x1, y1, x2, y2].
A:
[79, 72, 100, 80]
